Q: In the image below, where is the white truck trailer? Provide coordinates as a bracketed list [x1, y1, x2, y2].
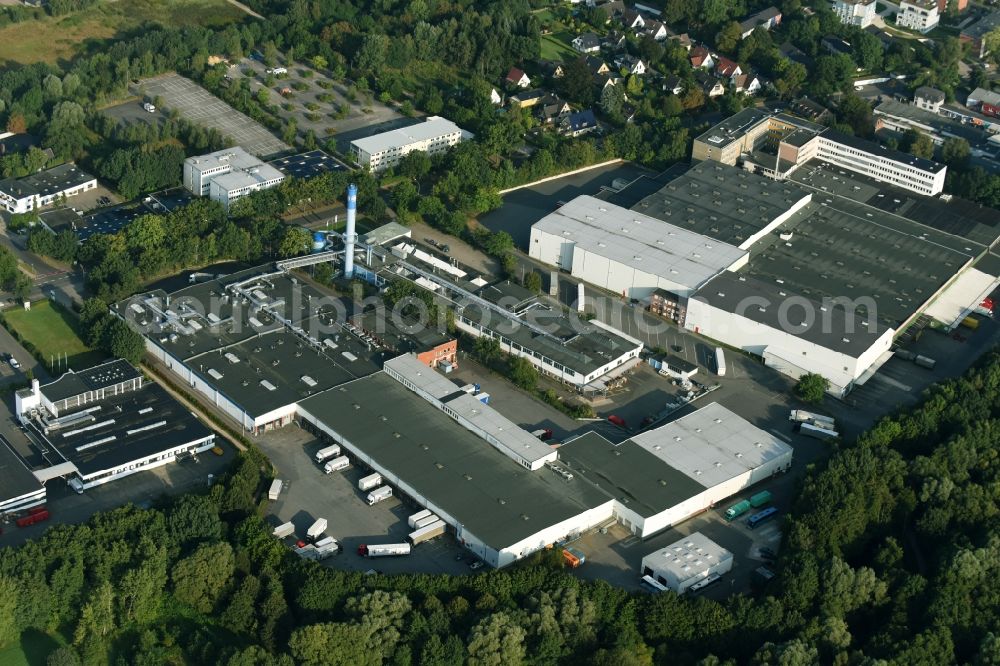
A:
[798, 422, 840, 441]
[412, 515, 439, 530]
[407, 509, 434, 528]
[408, 519, 446, 545]
[268, 479, 283, 501]
[272, 521, 294, 538]
[323, 455, 350, 474]
[315, 444, 342, 464]
[359, 473, 383, 491]
[357, 543, 411, 557]
[367, 486, 393, 505]
[714, 348, 727, 376]
[306, 518, 328, 542]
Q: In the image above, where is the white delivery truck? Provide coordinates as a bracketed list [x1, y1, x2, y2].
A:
[412, 515, 439, 530]
[268, 479, 283, 501]
[272, 521, 294, 538]
[359, 473, 382, 491]
[714, 347, 727, 376]
[407, 509, 434, 528]
[367, 486, 393, 505]
[313, 536, 339, 558]
[323, 455, 350, 474]
[788, 410, 836, 429]
[357, 543, 411, 557]
[306, 518, 327, 542]
[408, 519, 446, 545]
[315, 444, 341, 464]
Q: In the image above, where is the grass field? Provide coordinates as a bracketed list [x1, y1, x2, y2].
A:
[540, 31, 578, 61]
[3, 300, 106, 370]
[0, 630, 63, 666]
[0, 0, 245, 65]
[0, 644, 28, 666]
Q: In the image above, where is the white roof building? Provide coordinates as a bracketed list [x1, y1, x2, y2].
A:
[641, 532, 734, 594]
[528, 195, 749, 299]
[183, 147, 285, 209]
[350, 117, 471, 172]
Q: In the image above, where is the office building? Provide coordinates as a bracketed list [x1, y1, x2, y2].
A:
[350, 117, 469, 172]
[183, 147, 285, 209]
[0, 164, 97, 215]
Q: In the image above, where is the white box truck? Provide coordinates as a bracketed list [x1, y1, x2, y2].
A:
[357, 543, 411, 557]
[323, 455, 350, 474]
[306, 518, 327, 542]
[788, 410, 836, 429]
[272, 521, 294, 538]
[367, 486, 393, 505]
[408, 519, 446, 545]
[315, 444, 341, 464]
[314, 536, 339, 556]
[268, 479, 283, 501]
[714, 348, 727, 376]
[359, 473, 382, 491]
[408, 509, 434, 528]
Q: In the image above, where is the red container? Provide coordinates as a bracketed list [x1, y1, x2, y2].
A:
[608, 415, 626, 428]
[16, 510, 50, 527]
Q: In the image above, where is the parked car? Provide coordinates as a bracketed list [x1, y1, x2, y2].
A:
[469, 561, 484, 570]
[8, 356, 20, 370]
[758, 547, 777, 560]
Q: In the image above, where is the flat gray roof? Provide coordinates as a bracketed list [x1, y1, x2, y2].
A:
[122, 265, 383, 419]
[631, 162, 811, 247]
[41, 360, 142, 404]
[534, 194, 748, 290]
[362, 221, 411, 246]
[457, 302, 641, 378]
[0, 163, 94, 200]
[351, 116, 463, 154]
[693, 107, 769, 150]
[299, 374, 611, 548]
[875, 100, 984, 144]
[558, 432, 706, 519]
[0, 441, 43, 502]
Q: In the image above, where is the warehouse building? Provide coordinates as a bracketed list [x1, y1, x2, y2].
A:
[0, 443, 46, 515]
[350, 116, 470, 172]
[122, 266, 382, 433]
[559, 402, 792, 538]
[183, 147, 285, 209]
[0, 163, 97, 214]
[14, 360, 215, 491]
[641, 533, 734, 594]
[692, 109, 947, 195]
[528, 195, 751, 300]
[298, 355, 610, 567]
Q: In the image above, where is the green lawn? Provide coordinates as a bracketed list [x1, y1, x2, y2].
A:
[3, 300, 107, 371]
[540, 31, 578, 61]
[0, 644, 28, 666]
[0, 0, 245, 65]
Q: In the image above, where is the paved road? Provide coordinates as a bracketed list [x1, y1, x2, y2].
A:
[0, 321, 47, 386]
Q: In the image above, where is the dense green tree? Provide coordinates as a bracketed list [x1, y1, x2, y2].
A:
[171, 542, 235, 614]
[795, 373, 829, 403]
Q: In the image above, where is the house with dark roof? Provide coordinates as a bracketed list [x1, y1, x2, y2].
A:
[739, 6, 781, 38]
[959, 10, 1000, 58]
[914, 86, 945, 113]
[663, 74, 684, 95]
[695, 71, 725, 97]
[779, 42, 812, 67]
[733, 71, 762, 95]
[615, 54, 647, 75]
[821, 35, 852, 56]
[572, 33, 601, 54]
[586, 55, 611, 75]
[601, 31, 627, 51]
[539, 60, 565, 79]
[560, 109, 599, 137]
[643, 19, 669, 40]
[788, 97, 833, 123]
[535, 95, 572, 124]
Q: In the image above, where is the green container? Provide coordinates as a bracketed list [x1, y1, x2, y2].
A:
[724, 500, 751, 521]
[750, 491, 772, 508]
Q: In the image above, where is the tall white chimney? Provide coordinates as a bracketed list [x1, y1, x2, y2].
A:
[344, 183, 357, 278]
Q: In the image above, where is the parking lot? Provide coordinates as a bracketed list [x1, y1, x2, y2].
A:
[137, 73, 291, 157]
[254, 425, 479, 575]
[230, 58, 404, 153]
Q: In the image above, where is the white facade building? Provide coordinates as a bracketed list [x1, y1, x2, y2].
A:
[183, 147, 285, 209]
[529, 196, 750, 300]
[897, 0, 939, 33]
[0, 164, 97, 215]
[350, 116, 469, 172]
[641, 533, 734, 594]
[685, 273, 896, 397]
[831, 0, 877, 28]
[815, 131, 947, 196]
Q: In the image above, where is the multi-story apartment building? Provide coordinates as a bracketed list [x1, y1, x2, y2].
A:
[350, 117, 469, 172]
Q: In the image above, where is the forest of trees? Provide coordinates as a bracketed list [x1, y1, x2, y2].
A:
[3, 346, 1000, 664]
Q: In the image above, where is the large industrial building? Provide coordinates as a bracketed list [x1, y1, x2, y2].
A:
[12, 360, 215, 492]
[122, 266, 383, 433]
[296, 354, 790, 567]
[350, 116, 470, 172]
[559, 402, 792, 537]
[0, 442, 46, 515]
[528, 155, 996, 396]
[183, 147, 285, 209]
[692, 108, 947, 196]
